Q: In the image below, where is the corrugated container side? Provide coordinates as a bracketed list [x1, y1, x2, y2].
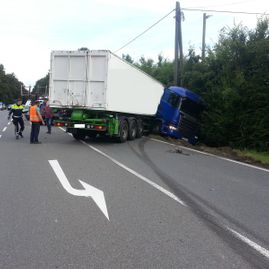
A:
[50, 51, 89, 107]
[49, 50, 164, 116]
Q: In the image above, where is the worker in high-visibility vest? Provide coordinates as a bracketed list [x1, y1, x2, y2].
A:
[8, 97, 25, 139]
[30, 100, 45, 144]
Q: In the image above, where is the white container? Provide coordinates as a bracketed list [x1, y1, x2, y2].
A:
[49, 50, 164, 116]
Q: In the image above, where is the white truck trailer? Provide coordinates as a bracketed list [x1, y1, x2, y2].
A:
[49, 50, 203, 143]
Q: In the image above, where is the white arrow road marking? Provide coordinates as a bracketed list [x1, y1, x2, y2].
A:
[48, 160, 109, 220]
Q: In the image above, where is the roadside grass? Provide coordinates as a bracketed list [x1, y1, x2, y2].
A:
[235, 150, 269, 165]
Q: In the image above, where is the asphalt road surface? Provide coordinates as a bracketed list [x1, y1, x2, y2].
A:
[0, 110, 269, 269]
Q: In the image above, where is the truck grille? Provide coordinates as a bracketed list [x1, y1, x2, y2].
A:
[178, 115, 199, 138]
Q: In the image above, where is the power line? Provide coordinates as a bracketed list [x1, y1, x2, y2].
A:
[113, 5, 268, 54]
[182, 8, 269, 16]
[185, 0, 254, 10]
[114, 9, 175, 54]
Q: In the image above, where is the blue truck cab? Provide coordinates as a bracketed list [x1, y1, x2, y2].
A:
[156, 86, 203, 144]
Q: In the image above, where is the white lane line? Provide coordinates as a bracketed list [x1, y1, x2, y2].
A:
[80, 140, 186, 207]
[2, 127, 7, 132]
[0, 135, 2, 139]
[7, 122, 11, 125]
[227, 227, 269, 259]
[150, 138, 269, 173]
[59, 127, 72, 136]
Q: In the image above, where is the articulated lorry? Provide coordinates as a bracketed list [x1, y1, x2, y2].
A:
[49, 50, 203, 143]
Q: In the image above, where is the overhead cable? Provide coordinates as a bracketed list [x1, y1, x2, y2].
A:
[182, 8, 269, 16]
[114, 8, 175, 54]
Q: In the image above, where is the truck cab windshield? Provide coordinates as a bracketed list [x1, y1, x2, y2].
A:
[167, 92, 180, 108]
[180, 98, 203, 119]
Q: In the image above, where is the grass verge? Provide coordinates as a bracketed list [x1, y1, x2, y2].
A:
[235, 150, 269, 166]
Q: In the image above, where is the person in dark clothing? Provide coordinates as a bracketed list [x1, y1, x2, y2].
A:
[41, 98, 53, 134]
[8, 98, 25, 139]
[30, 100, 45, 144]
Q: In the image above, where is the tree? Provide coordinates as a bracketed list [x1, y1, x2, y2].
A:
[122, 54, 134, 64]
[32, 73, 49, 97]
[0, 64, 25, 104]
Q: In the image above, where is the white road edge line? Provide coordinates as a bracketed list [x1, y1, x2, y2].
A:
[59, 127, 72, 136]
[150, 138, 269, 173]
[227, 227, 269, 259]
[80, 140, 186, 207]
[2, 127, 7, 132]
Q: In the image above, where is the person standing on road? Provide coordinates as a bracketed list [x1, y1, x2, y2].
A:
[30, 100, 45, 144]
[39, 98, 47, 112]
[8, 97, 25, 139]
[41, 98, 53, 134]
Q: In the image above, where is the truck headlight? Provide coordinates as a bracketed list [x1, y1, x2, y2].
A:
[169, 125, 177, 131]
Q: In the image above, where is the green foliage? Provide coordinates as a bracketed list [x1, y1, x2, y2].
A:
[0, 64, 25, 104]
[236, 150, 269, 165]
[134, 55, 174, 86]
[122, 54, 134, 64]
[185, 18, 269, 150]
[32, 73, 49, 96]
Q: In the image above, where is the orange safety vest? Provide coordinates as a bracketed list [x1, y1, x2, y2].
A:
[30, 105, 41, 123]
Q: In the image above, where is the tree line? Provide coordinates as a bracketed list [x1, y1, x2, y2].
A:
[0, 65, 27, 104]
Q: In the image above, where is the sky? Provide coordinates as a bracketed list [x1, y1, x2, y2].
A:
[0, 0, 268, 86]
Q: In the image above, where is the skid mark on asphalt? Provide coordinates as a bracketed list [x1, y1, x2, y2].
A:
[80, 140, 186, 206]
[138, 138, 269, 267]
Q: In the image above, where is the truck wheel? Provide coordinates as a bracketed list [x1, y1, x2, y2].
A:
[117, 119, 128, 143]
[136, 120, 143, 138]
[128, 119, 137, 140]
[72, 131, 85, 140]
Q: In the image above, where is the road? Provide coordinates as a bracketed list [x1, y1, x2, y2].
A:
[0, 110, 269, 269]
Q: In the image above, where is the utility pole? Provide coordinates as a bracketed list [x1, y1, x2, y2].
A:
[28, 86, 31, 99]
[174, 2, 179, 86]
[178, 3, 183, 86]
[202, 13, 211, 60]
[174, 1, 183, 86]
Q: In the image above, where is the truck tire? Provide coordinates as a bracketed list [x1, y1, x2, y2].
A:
[128, 119, 137, 140]
[72, 131, 85, 140]
[117, 119, 128, 143]
[136, 119, 143, 138]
